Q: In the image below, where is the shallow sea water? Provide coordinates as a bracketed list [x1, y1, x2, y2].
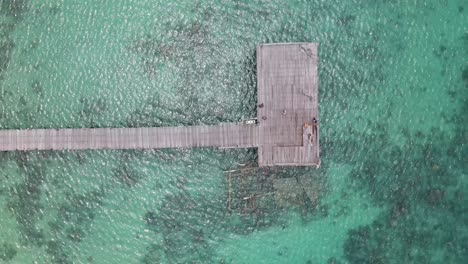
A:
[0, 0, 467, 263]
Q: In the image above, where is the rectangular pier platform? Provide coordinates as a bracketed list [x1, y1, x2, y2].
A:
[257, 43, 319, 166]
[0, 43, 319, 167]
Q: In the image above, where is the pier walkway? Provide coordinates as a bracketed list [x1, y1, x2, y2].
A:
[0, 43, 320, 167]
[0, 124, 259, 151]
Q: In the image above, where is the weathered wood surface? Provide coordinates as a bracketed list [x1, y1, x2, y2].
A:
[0, 43, 319, 167]
[256, 43, 319, 167]
[0, 124, 259, 151]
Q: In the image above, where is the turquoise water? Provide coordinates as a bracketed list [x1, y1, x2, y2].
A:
[0, 0, 467, 263]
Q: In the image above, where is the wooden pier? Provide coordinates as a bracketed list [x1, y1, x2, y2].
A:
[0, 43, 319, 167]
[256, 43, 319, 166]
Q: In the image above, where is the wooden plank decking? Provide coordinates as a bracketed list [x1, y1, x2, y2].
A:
[0, 43, 319, 167]
[257, 43, 319, 166]
[0, 124, 259, 151]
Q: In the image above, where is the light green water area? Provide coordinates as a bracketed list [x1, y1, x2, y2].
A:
[0, 1, 467, 263]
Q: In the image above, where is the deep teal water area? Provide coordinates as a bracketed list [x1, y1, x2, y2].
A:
[0, 0, 467, 263]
